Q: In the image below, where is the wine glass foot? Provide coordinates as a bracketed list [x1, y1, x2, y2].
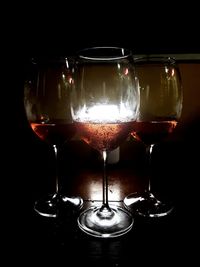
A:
[124, 192, 174, 218]
[78, 205, 134, 238]
[34, 193, 59, 218]
[34, 194, 84, 218]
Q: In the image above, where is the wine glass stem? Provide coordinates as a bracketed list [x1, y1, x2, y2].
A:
[101, 150, 110, 210]
[146, 144, 155, 192]
[53, 144, 59, 195]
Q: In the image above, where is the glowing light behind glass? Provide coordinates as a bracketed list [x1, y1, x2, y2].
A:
[74, 104, 135, 123]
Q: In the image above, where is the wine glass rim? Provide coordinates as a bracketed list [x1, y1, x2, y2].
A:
[77, 46, 132, 61]
[134, 56, 176, 64]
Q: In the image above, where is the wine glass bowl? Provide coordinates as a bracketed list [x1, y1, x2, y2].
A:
[24, 57, 83, 217]
[71, 47, 140, 237]
[124, 56, 183, 218]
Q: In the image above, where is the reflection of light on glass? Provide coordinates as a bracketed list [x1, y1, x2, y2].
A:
[69, 77, 73, 84]
[168, 120, 177, 132]
[40, 114, 49, 123]
[90, 209, 120, 226]
[75, 104, 134, 123]
[124, 68, 129, 75]
[165, 66, 175, 76]
[65, 58, 69, 68]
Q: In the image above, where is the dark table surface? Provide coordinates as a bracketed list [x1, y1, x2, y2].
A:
[9, 200, 186, 266]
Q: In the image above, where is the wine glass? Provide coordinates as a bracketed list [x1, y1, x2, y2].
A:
[123, 56, 183, 217]
[71, 47, 140, 237]
[24, 56, 83, 217]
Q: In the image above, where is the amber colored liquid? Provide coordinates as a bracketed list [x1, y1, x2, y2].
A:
[75, 121, 133, 151]
[131, 120, 178, 145]
[31, 120, 76, 146]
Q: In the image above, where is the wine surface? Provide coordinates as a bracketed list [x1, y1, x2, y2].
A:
[131, 120, 177, 145]
[31, 120, 76, 145]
